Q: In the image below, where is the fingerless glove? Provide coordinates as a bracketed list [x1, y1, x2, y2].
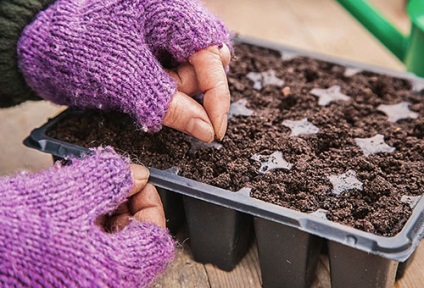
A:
[16, 0, 230, 131]
[0, 147, 175, 287]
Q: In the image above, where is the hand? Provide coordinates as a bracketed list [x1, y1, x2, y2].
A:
[164, 44, 232, 142]
[18, 0, 231, 142]
[103, 164, 166, 231]
[0, 148, 175, 287]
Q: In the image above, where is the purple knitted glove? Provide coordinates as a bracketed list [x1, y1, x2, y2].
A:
[0, 147, 175, 287]
[17, 0, 230, 132]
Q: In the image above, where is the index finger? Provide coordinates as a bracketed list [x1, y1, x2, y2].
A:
[189, 45, 231, 141]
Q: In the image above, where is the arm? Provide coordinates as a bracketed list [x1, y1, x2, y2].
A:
[0, 0, 55, 107]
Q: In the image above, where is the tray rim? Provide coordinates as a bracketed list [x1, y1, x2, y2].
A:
[24, 36, 424, 262]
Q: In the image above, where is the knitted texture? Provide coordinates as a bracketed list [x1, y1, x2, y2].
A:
[17, 0, 230, 131]
[0, 0, 55, 107]
[0, 147, 175, 287]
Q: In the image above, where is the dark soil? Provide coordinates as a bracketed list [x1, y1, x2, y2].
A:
[47, 43, 424, 237]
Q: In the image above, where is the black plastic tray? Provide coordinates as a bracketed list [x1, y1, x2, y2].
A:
[24, 37, 424, 288]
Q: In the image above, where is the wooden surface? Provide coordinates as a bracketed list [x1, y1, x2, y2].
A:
[153, 234, 424, 288]
[0, 0, 422, 287]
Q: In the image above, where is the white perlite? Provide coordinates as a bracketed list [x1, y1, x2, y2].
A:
[354, 134, 395, 157]
[377, 101, 419, 122]
[246, 69, 285, 90]
[343, 67, 362, 77]
[251, 151, 292, 174]
[229, 99, 254, 119]
[310, 209, 328, 220]
[187, 137, 223, 154]
[310, 85, 351, 106]
[328, 170, 363, 195]
[282, 118, 320, 137]
[401, 195, 422, 209]
[281, 50, 299, 61]
[412, 80, 424, 92]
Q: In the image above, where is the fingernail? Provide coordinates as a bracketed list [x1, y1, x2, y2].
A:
[187, 118, 214, 143]
[131, 165, 150, 181]
[217, 114, 228, 141]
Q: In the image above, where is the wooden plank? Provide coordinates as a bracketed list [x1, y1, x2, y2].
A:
[369, 0, 410, 34]
[276, 0, 405, 70]
[152, 234, 210, 288]
[204, 0, 406, 70]
[0, 101, 63, 175]
[395, 241, 424, 288]
[205, 244, 262, 288]
[204, 0, 316, 52]
[155, 241, 424, 288]
[311, 255, 332, 288]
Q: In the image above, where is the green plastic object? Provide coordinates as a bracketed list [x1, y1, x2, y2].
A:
[338, 0, 424, 77]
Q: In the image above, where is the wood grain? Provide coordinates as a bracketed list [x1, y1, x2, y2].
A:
[155, 238, 423, 288]
[204, 244, 262, 288]
[152, 245, 210, 288]
[204, 0, 405, 70]
[395, 241, 424, 288]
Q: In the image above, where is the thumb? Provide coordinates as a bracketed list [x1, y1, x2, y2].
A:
[131, 183, 166, 228]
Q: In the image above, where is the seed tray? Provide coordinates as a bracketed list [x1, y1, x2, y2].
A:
[24, 36, 424, 288]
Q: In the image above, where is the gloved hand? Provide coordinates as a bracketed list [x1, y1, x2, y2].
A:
[17, 0, 232, 142]
[0, 147, 175, 288]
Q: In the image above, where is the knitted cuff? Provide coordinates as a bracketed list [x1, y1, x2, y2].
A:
[0, 0, 56, 107]
[144, 0, 231, 63]
[0, 147, 133, 221]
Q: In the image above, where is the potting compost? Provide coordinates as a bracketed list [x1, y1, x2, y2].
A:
[47, 43, 423, 237]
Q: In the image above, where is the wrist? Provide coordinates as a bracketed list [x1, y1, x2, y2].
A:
[0, 0, 57, 107]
